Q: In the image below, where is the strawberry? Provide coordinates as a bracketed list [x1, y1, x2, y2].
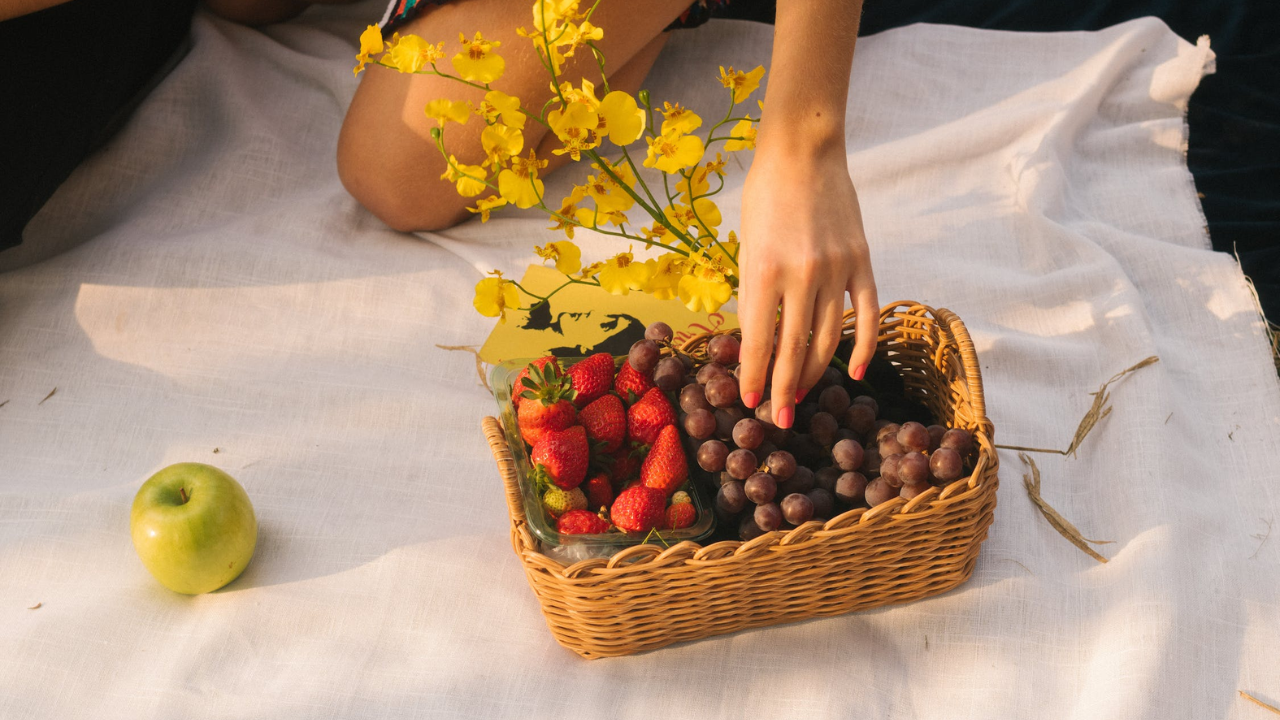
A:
[614, 359, 656, 404]
[582, 473, 613, 510]
[579, 394, 626, 452]
[512, 356, 560, 408]
[671, 491, 692, 505]
[664, 502, 697, 530]
[542, 487, 587, 518]
[627, 387, 676, 445]
[558, 509, 610, 535]
[609, 485, 665, 533]
[640, 424, 689, 497]
[606, 446, 640, 488]
[567, 353, 615, 408]
[532, 425, 589, 489]
[516, 361, 577, 447]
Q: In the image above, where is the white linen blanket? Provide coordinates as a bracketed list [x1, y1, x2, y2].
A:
[3, 4, 1278, 718]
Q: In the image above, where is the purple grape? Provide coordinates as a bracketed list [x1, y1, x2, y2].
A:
[853, 396, 879, 417]
[765, 424, 793, 447]
[814, 466, 841, 493]
[900, 480, 930, 501]
[834, 471, 868, 504]
[696, 363, 728, 385]
[680, 383, 713, 413]
[794, 403, 818, 433]
[706, 334, 741, 365]
[807, 488, 835, 519]
[832, 438, 865, 471]
[864, 478, 900, 507]
[732, 418, 765, 450]
[781, 493, 815, 524]
[717, 470, 735, 486]
[875, 423, 901, 444]
[725, 448, 758, 480]
[818, 385, 851, 416]
[879, 437, 905, 458]
[653, 356, 685, 392]
[815, 366, 843, 393]
[628, 339, 660, 376]
[715, 407, 745, 440]
[927, 424, 947, 452]
[765, 451, 797, 480]
[644, 321, 673, 343]
[684, 409, 716, 440]
[705, 375, 740, 408]
[809, 411, 839, 447]
[897, 421, 930, 454]
[754, 502, 783, 532]
[697, 439, 729, 472]
[778, 465, 815, 495]
[739, 515, 765, 541]
[678, 354, 695, 372]
[836, 428, 860, 444]
[941, 428, 973, 454]
[744, 472, 777, 504]
[861, 444, 882, 478]
[754, 442, 779, 463]
[880, 453, 903, 487]
[716, 480, 747, 514]
[898, 452, 930, 486]
[929, 447, 963, 483]
[789, 434, 826, 468]
[843, 404, 877, 435]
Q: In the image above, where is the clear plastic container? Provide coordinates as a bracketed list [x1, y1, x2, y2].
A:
[491, 358, 715, 560]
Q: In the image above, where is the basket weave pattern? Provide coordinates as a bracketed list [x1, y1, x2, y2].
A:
[483, 302, 997, 659]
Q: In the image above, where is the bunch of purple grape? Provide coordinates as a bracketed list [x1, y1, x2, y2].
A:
[635, 324, 976, 541]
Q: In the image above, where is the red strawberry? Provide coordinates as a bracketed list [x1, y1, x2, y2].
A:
[627, 387, 676, 445]
[512, 356, 560, 408]
[583, 473, 613, 510]
[641, 424, 689, 497]
[516, 361, 577, 447]
[664, 502, 697, 530]
[607, 446, 640, 487]
[609, 485, 665, 533]
[532, 425, 589, 489]
[579, 394, 626, 452]
[614, 359, 655, 404]
[567, 353, 615, 408]
[558, 509, 609, 535]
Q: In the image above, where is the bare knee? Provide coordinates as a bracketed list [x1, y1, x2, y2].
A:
[337, 122, 471, 233]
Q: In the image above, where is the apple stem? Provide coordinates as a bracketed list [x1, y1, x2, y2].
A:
[179, 487, 188, 504]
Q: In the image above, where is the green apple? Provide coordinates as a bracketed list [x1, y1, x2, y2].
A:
[130, 463, 257, 594]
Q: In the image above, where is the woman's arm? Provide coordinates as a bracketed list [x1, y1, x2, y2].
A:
[0, 0, 72, 22]
[736, 0, 878, 429]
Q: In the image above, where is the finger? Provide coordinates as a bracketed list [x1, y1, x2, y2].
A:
[736, 277, 780, 411]
[797, 287, 845, 397]
[770, 290, 816, 429]
[848, 269, 880, 381]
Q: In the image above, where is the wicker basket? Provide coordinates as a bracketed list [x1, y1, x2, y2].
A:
[482, 301, 997, 659]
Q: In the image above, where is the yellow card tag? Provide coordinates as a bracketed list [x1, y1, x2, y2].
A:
[478, 264, 738, 364]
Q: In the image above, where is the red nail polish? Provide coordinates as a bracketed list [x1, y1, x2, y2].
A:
[777, 405, 794, 429]
[852, 364, 867, 381]
[743, 392, 761, 409]
[795, 388, 809, 404]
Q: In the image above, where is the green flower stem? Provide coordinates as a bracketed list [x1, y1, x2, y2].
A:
[586, 148, 697, 250]
[617, 145, 663, 214]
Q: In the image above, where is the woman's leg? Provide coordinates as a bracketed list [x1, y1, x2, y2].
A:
[337, 0, 688, 232]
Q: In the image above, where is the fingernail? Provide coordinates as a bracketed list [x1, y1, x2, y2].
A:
[742, 391, 761, 409]
[795, 388, 809, 404]
[851, 364, 867, 381]
[777, 405, 794, 429]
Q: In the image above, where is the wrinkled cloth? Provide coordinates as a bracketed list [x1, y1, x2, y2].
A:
[2, 5, 1278, 718]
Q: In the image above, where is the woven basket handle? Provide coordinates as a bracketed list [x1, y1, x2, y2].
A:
[482, 416, 528, 526]
[932, 307, 990, 432]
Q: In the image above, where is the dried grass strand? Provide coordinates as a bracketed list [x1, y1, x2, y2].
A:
[1020, 453, 1111, 563]
[38, 387, 56, 405]
[436, 345, 492, 394]
[1241, 691, 1280, 716]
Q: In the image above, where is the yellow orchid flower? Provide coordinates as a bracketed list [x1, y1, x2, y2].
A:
[534, 240, 582, 275]
[556, 21, 603, 57]
[597, 251, 654, 295]
[498, 150, 547, 208]
[480, 123, 524, 168]
[467, 195, 507, 222]
[478, 90, 526, 129]
[582, 172, 634, 214]
[353, 25, 384, 76]
[596, 91, 646, 146]
[474, 273, 520, 321]
[675, 165, 711, 202]
[574, 205, 628, 228]
[664, 198, 722, 238]
[440, 156, 488, 197]
[718, 65, 765, 103]
[547, 186, 587, 238]
[704, 152, 727, 177]
[641, 253, 688, 301]
[640, 222, 670, 248]
[709, 231, 739, 273]
[578, 260, 606, 280]
[547, 102, 600, 160]
[644, 128, 705, 174]
[424, 99, 472, 127]
[556, 78, 600, 109]
[660, 102, 702, 135]
[723, 118, 757, 151]
[453, 32, 505, 83]
[385, 34, 444, 73]
[678, 252, 734, 312]
[530, 0, 581, 33]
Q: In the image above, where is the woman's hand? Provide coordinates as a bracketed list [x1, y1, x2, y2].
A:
[736, 140, 878, 429]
